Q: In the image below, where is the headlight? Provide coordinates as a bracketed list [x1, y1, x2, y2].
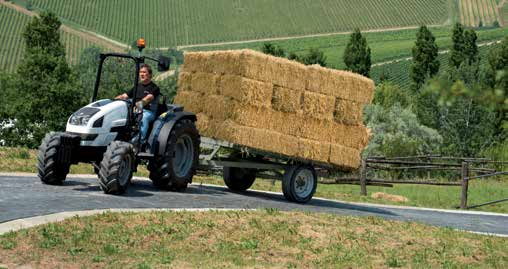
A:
[68, 107, 100, 126]
[69, 115, 92, 126]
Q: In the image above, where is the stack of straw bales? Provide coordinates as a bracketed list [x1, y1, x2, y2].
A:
[174, 49, 374, 170]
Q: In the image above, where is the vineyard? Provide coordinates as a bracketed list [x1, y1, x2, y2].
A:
[188, 27, 508, 70]
[27, 0, 451, 47]
[502, 2, 508, 25]
[370, 41, 502, 89]
[0, 5, 103, 72]
[458, 0, 501, 27]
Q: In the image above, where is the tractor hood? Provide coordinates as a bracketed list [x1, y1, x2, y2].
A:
[66, 99, 129, 146]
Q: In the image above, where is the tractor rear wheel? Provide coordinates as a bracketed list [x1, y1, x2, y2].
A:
[37, 132, 70, 185]
[98, 141, 134, 195]
[148, 119, 200, 191]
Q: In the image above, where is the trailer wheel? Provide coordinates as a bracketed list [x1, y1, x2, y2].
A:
[98, 141, 134, 195]
[148, 119, 200, 191]
[282, 165, 317, 203]
[223, 167, 256, 191]
[37, 132, 70, 185]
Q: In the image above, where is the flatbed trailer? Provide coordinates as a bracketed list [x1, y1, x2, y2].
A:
[197, 137, 335, 203]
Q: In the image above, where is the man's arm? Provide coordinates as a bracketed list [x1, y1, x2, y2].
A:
[139, 94, 154, 106]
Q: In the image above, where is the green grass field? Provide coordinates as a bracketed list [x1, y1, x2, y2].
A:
[25, 0, 451, 47]
[1, 210, 507, 268]
[2, 147, 507, 213]
[370, 40, 502, 89]
[188, 26, 508, 70]
[0, 5, 104, 72]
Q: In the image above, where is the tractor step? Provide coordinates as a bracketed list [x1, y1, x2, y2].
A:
[137, 152, 154, 159]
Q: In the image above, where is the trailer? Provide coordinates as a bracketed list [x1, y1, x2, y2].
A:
[198, 137, 332, 203]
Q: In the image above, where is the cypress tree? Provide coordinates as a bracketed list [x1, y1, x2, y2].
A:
[449, 23, 466, 69]
[343, 29, 371, 77]
[409, 25, 439, 92]
[463, 29, 479, 65]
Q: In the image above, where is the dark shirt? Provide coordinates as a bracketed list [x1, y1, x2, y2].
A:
[127, 81, 160, 111]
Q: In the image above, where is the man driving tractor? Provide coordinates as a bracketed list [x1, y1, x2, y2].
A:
[116, 63, 160, 145]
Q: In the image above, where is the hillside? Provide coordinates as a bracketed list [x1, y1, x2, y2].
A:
[0, 4, 105, 72]
[24, 0, 451, 47]
[370, 41, 502, 89]
[458, 0, 501, 27]
[187, 27, 508, 70]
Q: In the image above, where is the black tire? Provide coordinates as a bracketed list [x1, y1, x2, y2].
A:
[148, 119, 200, 191]
[93, 161, 100, 175]
[223, 166, 257, 191]
[98, 141, 134, 195]
[37, 132, 70, 185]
[282, 165, 317, 203]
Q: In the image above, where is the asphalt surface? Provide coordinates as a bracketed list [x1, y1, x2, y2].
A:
[1, 175, 507, 236]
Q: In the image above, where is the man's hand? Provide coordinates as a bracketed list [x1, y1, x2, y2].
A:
[115, 93, 129, 100]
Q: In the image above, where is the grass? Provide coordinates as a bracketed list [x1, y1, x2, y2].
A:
[0, 210, 507, 268]
[23, 0, 451, 47]
[188, 26, 508, 70]
[371, 38, 503, 89]
[2, 146, 507, 213]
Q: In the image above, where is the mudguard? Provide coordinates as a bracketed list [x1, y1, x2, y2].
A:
[147, 111, 197, 156]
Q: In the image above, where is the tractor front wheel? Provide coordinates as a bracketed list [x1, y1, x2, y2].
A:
[98, 141, 134, 195]
[37, 132, 70, 185]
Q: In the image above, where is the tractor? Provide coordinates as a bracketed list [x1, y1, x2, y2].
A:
[37, 39, 200, 194]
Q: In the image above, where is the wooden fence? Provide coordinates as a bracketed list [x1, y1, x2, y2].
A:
[325, 155, 507, 210]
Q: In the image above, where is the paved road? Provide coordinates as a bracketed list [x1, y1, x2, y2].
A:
[1, 175, 507, 236]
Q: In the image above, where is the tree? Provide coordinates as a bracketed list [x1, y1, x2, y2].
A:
[5, 12, 84, 147]
[343, 29, 371, 77]
[449, 23, 466, 69]
[486, 36, 508, 90]
[492, 20, 500, 28]
[302, 48, 326, 66]
[409, 25, 440, 92]
[261, 43, 285, 57]
[463, 29, 478, 65]
[373, 82, 412, 109]
[416, 77, 499, 157]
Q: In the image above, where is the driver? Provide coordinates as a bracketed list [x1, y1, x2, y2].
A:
[115, 64, 160, 145]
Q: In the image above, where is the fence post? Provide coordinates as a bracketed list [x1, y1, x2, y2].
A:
[360, 159, 367, 196]
[460, 162, 469, 209]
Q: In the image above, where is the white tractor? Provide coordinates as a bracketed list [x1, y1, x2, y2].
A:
[37, 39, 200, 194]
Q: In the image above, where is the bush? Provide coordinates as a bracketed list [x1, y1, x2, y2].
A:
[363, 103, 442, 158]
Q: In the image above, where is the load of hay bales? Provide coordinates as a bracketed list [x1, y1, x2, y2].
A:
[174, 49, 374, 170]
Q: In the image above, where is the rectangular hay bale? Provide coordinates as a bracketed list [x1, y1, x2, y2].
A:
[272, 86, 302, 113]
[177, 71, 192, 91]
[334, 98, 364, 126]
[297, 139, 331, 163]
[190, 72, 221, 95]
[173, 91, 204, 114]
[329, 144, 362, 170]
[306, 64, 375, 104]
[303, 91, 335, 120]
[220, 75, 273, 107]
[295, 116, 369, 150]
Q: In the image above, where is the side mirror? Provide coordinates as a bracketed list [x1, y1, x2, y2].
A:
[157, 56, 171, 71]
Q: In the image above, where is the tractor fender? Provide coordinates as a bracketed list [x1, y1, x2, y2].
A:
[154, 112, 197, 157]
